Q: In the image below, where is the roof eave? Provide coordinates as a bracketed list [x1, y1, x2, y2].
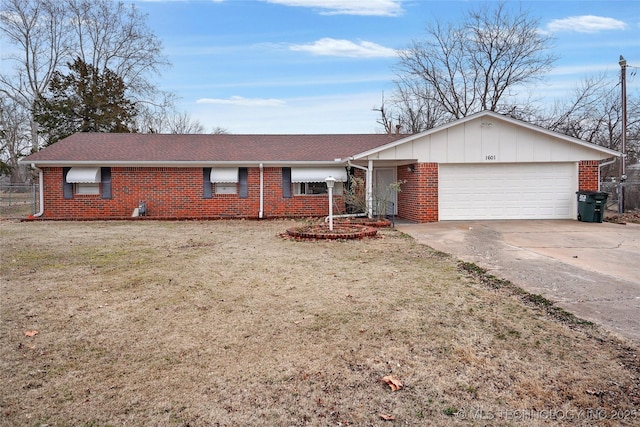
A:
[20, 160, 350, 167]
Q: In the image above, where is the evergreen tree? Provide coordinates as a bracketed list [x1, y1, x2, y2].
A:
[34, 58, 137, 145]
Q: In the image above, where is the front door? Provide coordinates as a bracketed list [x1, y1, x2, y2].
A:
[373, 168, 397, 215]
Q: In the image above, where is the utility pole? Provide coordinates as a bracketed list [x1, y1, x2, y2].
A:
[618, 55, 627, 214]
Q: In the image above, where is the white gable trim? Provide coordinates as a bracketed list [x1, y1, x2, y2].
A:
[347, 111, 621, 161]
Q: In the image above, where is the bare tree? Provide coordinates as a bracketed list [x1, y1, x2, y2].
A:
[211, 126, 229, 135]
[372, 93, 396, 135]
[628, 94, 640, 166]
[0, 98, 31, 182]
[64, 0, 171, 134]
[535, 73, 639, 178]
[374, 85, 446, 134]
[137, 96, 206, 134]
[137, 99, 227, 135]
[543, 75, 612, 141]
[394, 1, 555, 122]
[165, 111, 205, 134]
[1, 0, 171, 182]
[392, 79, 449, 133]
[0, 0, 71, 151]
[65, 0, 168, 104]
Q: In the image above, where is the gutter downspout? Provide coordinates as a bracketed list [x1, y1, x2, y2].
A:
[348, 160, 373, 219]
[31, 163, 44, 217]
[598, 157, 618, 191]
[259, 163, 264, 219]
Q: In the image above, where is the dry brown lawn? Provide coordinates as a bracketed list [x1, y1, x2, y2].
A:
[1, 219, 639, 426]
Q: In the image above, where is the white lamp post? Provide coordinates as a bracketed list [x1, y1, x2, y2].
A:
[325, 176, 336, 231]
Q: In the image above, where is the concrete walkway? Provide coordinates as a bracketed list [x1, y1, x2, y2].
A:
[396, 220, 640, 343]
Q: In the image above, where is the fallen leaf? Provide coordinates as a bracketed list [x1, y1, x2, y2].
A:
[379, 413, 395, 421]
[382, 374, 403, 391]
[24, 330, 38, 337]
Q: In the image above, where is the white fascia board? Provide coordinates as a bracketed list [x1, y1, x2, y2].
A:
[20, 160, 351, 168]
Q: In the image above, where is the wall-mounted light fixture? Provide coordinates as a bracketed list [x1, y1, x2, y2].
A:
[407, 165, 415, 173]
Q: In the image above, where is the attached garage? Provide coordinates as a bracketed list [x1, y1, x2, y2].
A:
[349, 111, 621, 223]
[439, 163, 576, 220]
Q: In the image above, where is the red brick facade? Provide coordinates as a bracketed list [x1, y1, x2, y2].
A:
[578, 160, 600, 192]
[397, 163, 439, 222]
[38, 161, 599, 221]
[40, 167, 344, 220]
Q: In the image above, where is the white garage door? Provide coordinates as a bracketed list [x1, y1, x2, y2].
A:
[439, 163, 577, 220]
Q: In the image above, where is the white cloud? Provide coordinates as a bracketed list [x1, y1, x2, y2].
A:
[547, 15, 627, 33]
[549, 63, 614, 76]
[290, 38, 397, 58]
[264, 0, 403, 16]
[196, 96, 286, 107]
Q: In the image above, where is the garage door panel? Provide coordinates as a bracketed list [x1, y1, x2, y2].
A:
[439, 163, 576, 220]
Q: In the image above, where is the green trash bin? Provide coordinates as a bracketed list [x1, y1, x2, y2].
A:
[576, 191, 608, 223]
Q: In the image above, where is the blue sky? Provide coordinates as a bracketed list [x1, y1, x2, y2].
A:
[131, 0, 639, 134]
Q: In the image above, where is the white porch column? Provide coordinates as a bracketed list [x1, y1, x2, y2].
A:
[367, 159, 374, 218]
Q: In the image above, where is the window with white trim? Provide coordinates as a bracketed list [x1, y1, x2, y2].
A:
[211, 168, 239, 195]
[65, 167, 101, 196]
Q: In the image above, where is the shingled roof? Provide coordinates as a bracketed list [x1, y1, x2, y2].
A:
[22, 133, 405, 165]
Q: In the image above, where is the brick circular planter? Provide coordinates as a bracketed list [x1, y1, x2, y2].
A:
[286, 224, 378, 240]
[334, 218, 392, 228]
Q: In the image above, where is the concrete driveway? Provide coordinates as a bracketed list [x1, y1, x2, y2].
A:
[396, 220, 640, 343]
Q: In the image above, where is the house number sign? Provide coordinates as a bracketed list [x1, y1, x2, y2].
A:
[484, 155, 497, 161]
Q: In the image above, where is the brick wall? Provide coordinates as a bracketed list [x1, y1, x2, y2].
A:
[261, 168, 344, 218]
[578, 160, 600, 191]
[40, 161, 599, 221]
[40, 167, 344, 220]
[397, 163, 438, 222]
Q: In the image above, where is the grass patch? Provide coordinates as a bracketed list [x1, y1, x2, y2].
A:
[1, 220, 638, 426]
[459, 261, 595, 328]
